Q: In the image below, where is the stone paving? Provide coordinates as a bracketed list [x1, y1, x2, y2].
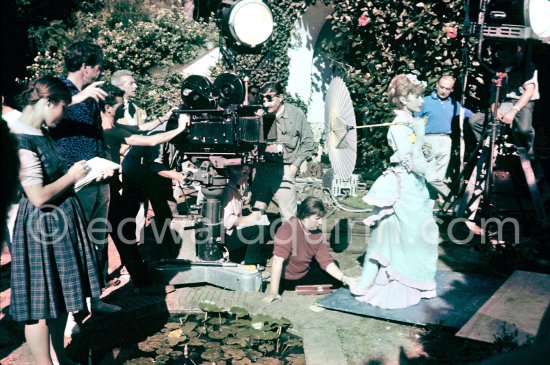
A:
[0, 194, 506, 365]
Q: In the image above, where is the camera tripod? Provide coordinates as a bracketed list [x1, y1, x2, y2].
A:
[149, 157, 264, 292]
[442, 74, 548, 244]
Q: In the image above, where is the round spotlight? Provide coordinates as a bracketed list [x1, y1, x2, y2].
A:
[218, 0, 274, 48]
[529, 0, 550, 38]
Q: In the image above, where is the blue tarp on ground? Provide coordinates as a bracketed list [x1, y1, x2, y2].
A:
[316, 270, 505, 328]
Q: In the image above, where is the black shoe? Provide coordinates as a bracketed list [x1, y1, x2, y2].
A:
[90, 298, 122, 314]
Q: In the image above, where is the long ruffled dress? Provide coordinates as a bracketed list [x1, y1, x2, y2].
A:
[350, 110, 439, 309]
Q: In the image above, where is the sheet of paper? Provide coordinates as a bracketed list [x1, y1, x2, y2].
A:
[237, 214, 270, 230]
[74, 157, 120, 192]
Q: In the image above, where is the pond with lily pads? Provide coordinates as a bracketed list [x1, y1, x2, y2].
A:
[123, 300, 305, 365]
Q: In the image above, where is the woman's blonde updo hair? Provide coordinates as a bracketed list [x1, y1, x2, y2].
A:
[387, 74, 426, 108]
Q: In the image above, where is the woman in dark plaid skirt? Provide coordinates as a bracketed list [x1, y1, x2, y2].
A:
[10, 76, 106, 365]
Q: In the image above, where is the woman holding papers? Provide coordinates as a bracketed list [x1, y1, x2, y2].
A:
[9, 76, 105, 365]
[222, 164, 269, 266]
[263, 197, 354, 303]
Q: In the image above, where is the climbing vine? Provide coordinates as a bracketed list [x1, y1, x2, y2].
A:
[24, 0, 486, 176]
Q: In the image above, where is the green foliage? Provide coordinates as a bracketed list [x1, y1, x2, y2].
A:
[129, 310, 302, 364]
[24, 0, 315, 116]
[214, 1, 317, 94]
[14, 0, 92, 26]
[285, 93, 310, 115]
[25, 0, 488, 177]
[24, 1, 217, 116]
[214, 0, 486, 176]
[320, 0, 485, 175]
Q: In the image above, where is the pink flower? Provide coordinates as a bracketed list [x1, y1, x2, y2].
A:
[358, 13, 371, 27]
[446, 27, 458, 39]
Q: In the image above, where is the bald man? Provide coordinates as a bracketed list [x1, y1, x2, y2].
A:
[416, 75, 474, 205]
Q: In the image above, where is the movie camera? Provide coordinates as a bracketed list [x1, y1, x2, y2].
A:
[163, 73, 272, 262]
[168, 73, 271, 165]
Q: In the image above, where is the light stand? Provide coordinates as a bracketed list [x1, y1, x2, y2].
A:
[151, 159, 263, 292]
[442, 0, 549, 246]
[480, 73, 506, 223]
[147, 71, 267, 290]
[195, 180, 225, 261]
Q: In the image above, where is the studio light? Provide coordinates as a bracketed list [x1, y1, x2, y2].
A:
[529, 0, 550, 38]
[470, 0, 550, 41]
[217, 0, 274, 49]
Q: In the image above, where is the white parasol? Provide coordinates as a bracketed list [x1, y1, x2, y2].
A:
[325, 77, 357, 179]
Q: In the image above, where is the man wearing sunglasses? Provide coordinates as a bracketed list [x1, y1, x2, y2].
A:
[251, 82, 314, 221]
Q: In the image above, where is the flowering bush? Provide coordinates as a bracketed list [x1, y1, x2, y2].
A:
[24, 1, 217, 116]
[238, 0, 484, 177]
[26, 0, 487, 177]
[319, 0, 485, 177]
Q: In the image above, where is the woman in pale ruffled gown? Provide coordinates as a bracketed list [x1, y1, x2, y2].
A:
[349, 74, 439, 309]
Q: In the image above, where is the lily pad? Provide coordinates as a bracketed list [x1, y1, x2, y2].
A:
[273, 317, 293, 329]
[167, 335, 186, 347]
[124, 357, 155, 365]
[250, 314, 274, 328]
[169, 350, 183, 360]
[164, 322, 181, 329]
[187, 337, 207, 347]
[168, 329, 183, 339]
[232, 328, 255, 339]
[204, 341, 222, 350]
[229, 306, 248, 318]
[208, 316, 227, 325]
[154, 354, 169, 364]
[256, 357, 282, 365]
[201, 348, 222, 362]
[250, 329, 280, 341]
[221, 344, 239, 351]
[231, 319, 252, 327]
[186, 330, 199, 338]
[155, 347, 172, 356]
[138, 337, 164, 352]
[258, 342, 275, 353]
[223, 347, 246, 360]
[223, 337, 248, 347]
[208, 328, 231, 340]
[232, 358, 253, 365]
[251, 322, 264, 330]
[180, 322, 197, 335]
[198, 300, 224, 313]
[245, 349, 263, 361]
[137, 343, 155, 353]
